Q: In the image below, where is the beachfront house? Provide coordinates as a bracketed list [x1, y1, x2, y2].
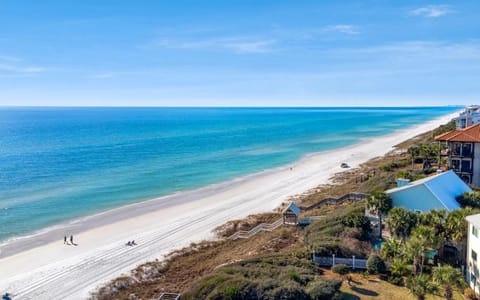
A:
[466, 214, 480, 295]
[454, 105, 480, 129]
[385, 170, 470, 212]
[435, 123, 480, 186]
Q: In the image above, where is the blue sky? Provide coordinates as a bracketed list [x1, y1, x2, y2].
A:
[0, 0, 479, 106]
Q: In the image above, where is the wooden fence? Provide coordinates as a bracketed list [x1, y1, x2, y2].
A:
[299, 192, 367, 211]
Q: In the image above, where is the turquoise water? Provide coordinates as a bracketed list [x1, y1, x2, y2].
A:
[0, 107, 459, 241]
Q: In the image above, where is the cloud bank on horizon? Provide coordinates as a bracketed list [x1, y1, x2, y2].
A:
[0, 0, 478, 106]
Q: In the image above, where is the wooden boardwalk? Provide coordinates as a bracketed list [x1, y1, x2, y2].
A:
[227, 192, 367, 240]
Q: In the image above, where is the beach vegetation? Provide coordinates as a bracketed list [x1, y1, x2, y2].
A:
[366, 191, 392, 237]
[432, 120, 456, 137]
[181, 255, 341, 300]
[457, 192, 480, 209]
[306, 201, 373, 258]
[432, 265, 466, 300]
[407, 274, 437, 300]
[387, 207, 419, 241]
[331, 264, 349, 275]
[366, 254, 386, 274]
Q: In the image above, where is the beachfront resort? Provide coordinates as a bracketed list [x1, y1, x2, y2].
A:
[1, 1, 479, 299]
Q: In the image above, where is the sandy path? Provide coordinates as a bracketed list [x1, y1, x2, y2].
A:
[0, 111, 458, 299]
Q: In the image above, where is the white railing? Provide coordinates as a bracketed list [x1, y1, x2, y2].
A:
[158, 292, 181, 300]
[228, 218, 284, 240]
[313, 253, 367, 270]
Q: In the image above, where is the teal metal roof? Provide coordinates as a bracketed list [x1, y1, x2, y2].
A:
[386, 170, 470, 212]
[283, 202, 301, 216]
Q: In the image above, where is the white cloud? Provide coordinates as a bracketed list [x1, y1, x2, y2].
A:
[410, 5, 450, 18]
[321, 25, 359, 35]
[154, 37, 275, 54]
[88, 72, 115, 79]
[330, 41, 480, 60]
[0, 55, 46, 75]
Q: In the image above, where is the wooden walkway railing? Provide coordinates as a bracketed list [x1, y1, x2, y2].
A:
[228, 218, 284, 240]
[299, 192, 367, 211]
[227, 192, 367, 240]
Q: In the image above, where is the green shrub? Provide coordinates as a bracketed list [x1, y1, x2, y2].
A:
[388, 276, 405, 286]
[457, 192, 480, 208]
[366, 254, 386, 274]
[423, 167, 436, 175]
[396, 170, 414, 180]
[331, 264, 349, 275]
[269, 286, 310, 300]
[380, 162, 399, 172]
[288, 270, 302, 283]
[342, 213, 371, 240]
[308, 279, 342, 300]
[224, 284, 242, 300]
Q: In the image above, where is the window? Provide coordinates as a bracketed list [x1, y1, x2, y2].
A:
[462, 160, 472, 173]
[473, 250, 478, 262]
[473, 225, 478, 238]
[472, 273, 477, 285]
[451, 159, 460, 171]
[453, 143, 461, 156]
[463, 143, 473, 157]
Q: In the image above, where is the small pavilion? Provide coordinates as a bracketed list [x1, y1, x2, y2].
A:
[282, 202, 301, 225]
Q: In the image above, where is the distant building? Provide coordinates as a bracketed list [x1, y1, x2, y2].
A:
[455, 105, 480, 129]
[466, 214, 480, 294]
[385, 170, 470, 212]
[435, 123, 480, 186]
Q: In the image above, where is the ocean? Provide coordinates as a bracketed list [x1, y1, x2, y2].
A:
[0, 106, 459, 242]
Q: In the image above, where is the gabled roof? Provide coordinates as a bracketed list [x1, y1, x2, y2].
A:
[386, 170, 470, 211]
[435, 123, 480, 143]
[283, 202, 301, 216]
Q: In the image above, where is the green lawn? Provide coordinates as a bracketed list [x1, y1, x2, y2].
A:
[339, 275, 464, 300]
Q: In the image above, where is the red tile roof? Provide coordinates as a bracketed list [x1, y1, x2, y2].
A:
[435, 123, 480, 142]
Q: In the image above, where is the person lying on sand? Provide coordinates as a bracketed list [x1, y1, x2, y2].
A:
[126, 240, 137, 246]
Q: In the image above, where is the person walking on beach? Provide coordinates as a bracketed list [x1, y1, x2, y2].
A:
[70, 235, 73, 244]
[64, 235, 67, 244]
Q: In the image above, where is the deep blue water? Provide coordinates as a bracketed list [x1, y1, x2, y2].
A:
[0, 106, 459, 241]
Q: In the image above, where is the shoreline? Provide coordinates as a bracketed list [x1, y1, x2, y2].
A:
[0, 111, 459, 299]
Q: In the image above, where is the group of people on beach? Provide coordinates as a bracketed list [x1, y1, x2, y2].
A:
[63, 235, 76, 246]
[126, 240, 137, 246]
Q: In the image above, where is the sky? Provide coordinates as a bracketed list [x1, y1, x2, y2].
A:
[0, 0, 479, 106]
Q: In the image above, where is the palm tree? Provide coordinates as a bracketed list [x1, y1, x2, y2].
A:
[407, 274, 436, 300]
[413, 225, 440, 249]
[421, 209, 447, 258]
[408, 146, 420, 169]
[432, 265, 465, 300]
[387, 207, 418, 241]
[381, 237, 403, 260]
[446, 208, 472, 265]
[406, 237, 424, 275]
[366, 191, 392, 238]
[390, 258, 411, 279]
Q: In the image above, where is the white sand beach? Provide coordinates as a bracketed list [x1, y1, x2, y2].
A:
[0, 112, 458, 299]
